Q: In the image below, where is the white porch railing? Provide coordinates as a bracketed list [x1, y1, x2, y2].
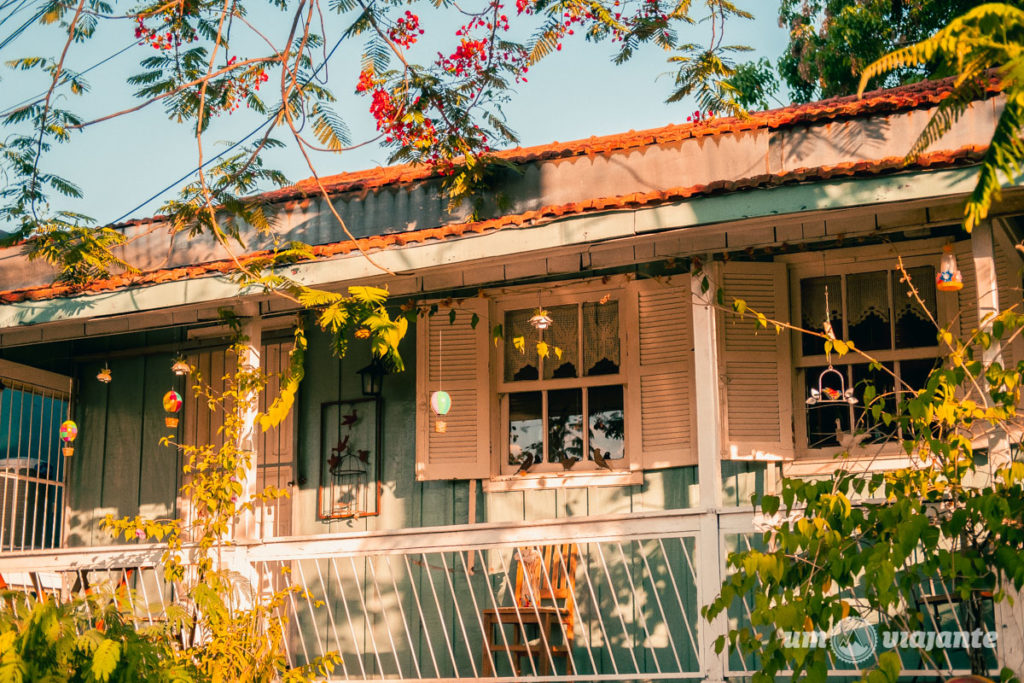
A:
[0, 508, 1006, 682]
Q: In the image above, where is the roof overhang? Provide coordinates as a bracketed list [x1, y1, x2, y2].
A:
[0, 163, 1006, 334]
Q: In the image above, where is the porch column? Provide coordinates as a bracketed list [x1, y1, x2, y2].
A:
[691, 264, 727, 683]
[971, 222, 1024, 671]
[972, 221, 1003, 367]
[235, 309, 262, 543]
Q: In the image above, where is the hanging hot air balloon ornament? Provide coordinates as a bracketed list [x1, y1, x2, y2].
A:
[163, 390, 183, 428]
[432, 327, 453, 433]
[936, 243, 963, 292]
[431, 390, 451, 433]
[60, 420, 78, 457]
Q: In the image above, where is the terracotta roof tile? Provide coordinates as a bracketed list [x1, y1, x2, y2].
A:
[112, 75, 1000, 229]
[0, 145, 986, 305]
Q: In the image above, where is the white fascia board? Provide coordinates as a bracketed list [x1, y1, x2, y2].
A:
[0, 165, 994, 331]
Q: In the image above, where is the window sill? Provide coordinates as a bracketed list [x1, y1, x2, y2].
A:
[482, 469, 642, 492]
[783, 451, 921, 477]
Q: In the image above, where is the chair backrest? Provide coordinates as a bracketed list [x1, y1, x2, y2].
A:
[514, 544, 577, 608]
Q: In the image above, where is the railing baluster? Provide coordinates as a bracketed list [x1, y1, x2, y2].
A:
[366, 554, 404, 677]
[595, 541, 641, 673]
[403, 554, 441, 678]
[473, 548, 517, 676]
[384, 554, 421, 679]
[438, 550, 478, 678]
[657, 537, 699, 670]
[347, 556, 387, 677]
[420, 552, 459, 677]
[576, 542, 621, 675]
[494, 545, 539, 676]
[635, 539, 682, 672]
[286, 563, 313, 667]
[455, 550, 493, 677]
[314, 557, 350, 680]
[553, 542, 600, 676]
[331, 556, 369, 679]
[614, 542, 661, 674]
[295, 559, 329, 662]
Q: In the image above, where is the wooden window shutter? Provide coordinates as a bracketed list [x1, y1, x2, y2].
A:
[995, 231, 1024, 366]
[955, 240, 980, 340]
[624, 277, 696, 469]
[415, 298, 492, 480]
[719, 262, 794, 460]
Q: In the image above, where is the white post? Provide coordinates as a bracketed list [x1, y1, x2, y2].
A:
[971, 223, 1024, 672]
[691, 264, 727, 683]
[973, 221, 1003, 367]
[235, 312, 262, 543]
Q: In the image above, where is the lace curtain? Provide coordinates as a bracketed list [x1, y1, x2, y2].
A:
[892, 266, 936, 323]
[543, 305, 579, 379]
[800, 276, 842, 330]
[583, 301, 620, 375]
[846, 271, 890, 326]
[504, 308, 537, 381]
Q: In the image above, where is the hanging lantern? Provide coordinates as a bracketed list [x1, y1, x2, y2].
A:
[59, 420, 78, 457]
[529, 309, 553, 331]
[936, 244, 963, 292]
[430, 390, 451, 433]
[171, 356, 191, 376]
[163, 390, 183, 428]
[96, 365, 112, 384]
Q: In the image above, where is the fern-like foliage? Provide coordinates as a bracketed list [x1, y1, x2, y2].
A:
[859, 3, 1024, 232]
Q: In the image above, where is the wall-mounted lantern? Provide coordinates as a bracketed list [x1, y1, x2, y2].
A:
[358, 359, 387, 397]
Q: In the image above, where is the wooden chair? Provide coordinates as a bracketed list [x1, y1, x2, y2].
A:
[480, 544, 577, 676]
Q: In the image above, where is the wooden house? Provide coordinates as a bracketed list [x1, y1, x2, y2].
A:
[0, 76, 1021, 680]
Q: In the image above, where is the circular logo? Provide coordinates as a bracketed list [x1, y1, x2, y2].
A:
[830, 617, 877, 665]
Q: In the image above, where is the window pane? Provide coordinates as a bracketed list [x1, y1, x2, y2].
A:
[548, 388, 583, 464]
[847, 271, 891, 350]
[508, 392, 543, 466]
[588, 385, 624, 461]
[543, 305, 579, 379]
[504, 309, 538, 381]
[899, 357, 940, 397]
[893, 266, 938, 348]
[583, 301, 620, 375]
[804, 366, 850, 448]
[853, 362, 895, 444]
[800, 276, 842, 356]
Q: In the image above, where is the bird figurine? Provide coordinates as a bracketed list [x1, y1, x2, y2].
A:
[560, 454, 578, 471]
[592, 448, 614, 471]
[516, 452, 535, 476]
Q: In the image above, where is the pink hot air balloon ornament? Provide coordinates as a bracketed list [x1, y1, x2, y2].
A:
[163, 390, 183, 428]
[60, 420, 78, 457]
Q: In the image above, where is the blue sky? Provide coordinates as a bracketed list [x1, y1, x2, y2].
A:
[0, 0, 788, 225]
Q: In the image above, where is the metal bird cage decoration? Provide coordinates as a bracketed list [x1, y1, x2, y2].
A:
[806, 366, 857, 405]
[807, 285, 858, 406]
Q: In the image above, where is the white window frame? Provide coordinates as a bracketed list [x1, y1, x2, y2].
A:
[783, 240, 959, 463]
[493, 280, 631, 478]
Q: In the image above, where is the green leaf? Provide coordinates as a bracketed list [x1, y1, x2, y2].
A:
[90, 639, 121, 682]
[449, 309, 457, 326]
[347, 285, 388, 304]
[470, 313, 480, 329]
[877, 651, 902, 683]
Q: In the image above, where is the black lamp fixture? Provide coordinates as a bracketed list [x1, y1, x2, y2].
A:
[358, 358, 387, 396]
